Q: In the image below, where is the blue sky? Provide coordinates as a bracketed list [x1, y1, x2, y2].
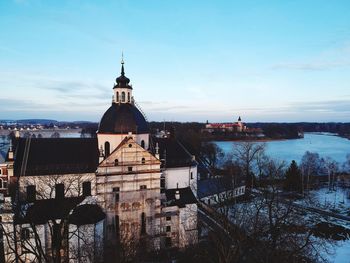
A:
[1, 0, 350, 122]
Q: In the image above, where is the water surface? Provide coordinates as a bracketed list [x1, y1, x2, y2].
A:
[215, 133, 350, 165]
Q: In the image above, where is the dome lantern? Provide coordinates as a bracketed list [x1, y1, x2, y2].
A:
[113, 56, 133, 104]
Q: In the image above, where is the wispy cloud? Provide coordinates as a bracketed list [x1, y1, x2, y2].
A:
[272, 61, 350, 71]
[272, 42, 350, 71]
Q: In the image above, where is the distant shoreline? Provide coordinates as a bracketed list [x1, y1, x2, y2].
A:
[210, 137, 291, 143]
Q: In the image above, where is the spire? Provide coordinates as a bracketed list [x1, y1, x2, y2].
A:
[121, 52, 125, 76]
[115, 52, 131, 88]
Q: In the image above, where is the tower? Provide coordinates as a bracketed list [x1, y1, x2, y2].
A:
[97, 59, 150, 158]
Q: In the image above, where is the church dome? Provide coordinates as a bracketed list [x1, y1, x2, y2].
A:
[98, 103, 149, 134]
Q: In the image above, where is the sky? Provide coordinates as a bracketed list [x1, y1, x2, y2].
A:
[0, 0, 350, 123]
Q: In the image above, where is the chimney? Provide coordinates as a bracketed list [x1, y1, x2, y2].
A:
[175, 190, 180, 200]
[8, 140, 14, 160]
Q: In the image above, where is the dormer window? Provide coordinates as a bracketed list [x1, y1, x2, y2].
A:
[55, 184, 64, 199]
[26, 185, 36, 202]
[83, 181, 91, 196]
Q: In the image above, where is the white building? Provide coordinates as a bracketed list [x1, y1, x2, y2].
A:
[96, 60, 198, 255]
[1, 59, 198, 262]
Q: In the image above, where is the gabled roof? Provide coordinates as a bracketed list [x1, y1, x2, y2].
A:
[153, 137, 197, 168]
[99, 136, 160, 167]
[165, 187, 197, 208]
[13, 138, 99, 176]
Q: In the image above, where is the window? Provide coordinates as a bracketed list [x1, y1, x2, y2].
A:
[141, 212, 146, 235]
[166, 216, 171, 221]
[0, 179, 2, 188]
[0, 169, 2, 175]
[114, 159, 119, 166]
[190, 172, 193, 180]
[127, 92, 130, 102]
[141, 158, 145, 164]
[55, 184, 64, 199]
[3, 181, 7, 189]
[160, 177, 165, 193]
[128, 167, 133, 172]
[128, 143, 132, 148]
[116, 92, 119, 102]
[26, 185, 36, 202]
[166, 226, 171, 232]
[140, 140, 145, 148]
[113, 187, 120, 202]
[140, 185, 147, 190]
[82, 181, 91, 196]
[121, 92, 125, 102]
[104, 141, 110, 157]
[21, 228, 30, 240]
[165, 237, 172, 247]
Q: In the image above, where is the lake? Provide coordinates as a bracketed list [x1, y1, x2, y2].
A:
[215, 133, 350, 166]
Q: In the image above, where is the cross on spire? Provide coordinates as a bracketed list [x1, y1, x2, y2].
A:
[121, 52, 125, 76]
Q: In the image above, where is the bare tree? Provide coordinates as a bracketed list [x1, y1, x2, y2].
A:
[231, 142, 266, 188]
[301, 151, 321, 194]
[1, 174, 104, 263]
[320, 157, 339, 191]
[342, 153, 350, 173]
[196, 158, 333, 263]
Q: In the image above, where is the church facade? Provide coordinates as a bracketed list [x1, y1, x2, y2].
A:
[1, 60, 198, 262]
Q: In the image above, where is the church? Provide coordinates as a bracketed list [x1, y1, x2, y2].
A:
[1, 60, 198, 262]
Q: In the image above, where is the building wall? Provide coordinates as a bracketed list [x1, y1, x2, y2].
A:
[96, 138, 162, 251]
[18, 173, 96, 200]
[200, 185, 246, 205]
[97, 133, 150, 155]
[164, 166, 197, 194]
[179, 203, 198, 248]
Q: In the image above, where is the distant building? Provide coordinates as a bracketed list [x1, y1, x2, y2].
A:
[203, 116, 246, 133]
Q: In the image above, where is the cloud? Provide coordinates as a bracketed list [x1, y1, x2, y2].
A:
[272, 42, 350, 71]
[271, 61, 350, 71]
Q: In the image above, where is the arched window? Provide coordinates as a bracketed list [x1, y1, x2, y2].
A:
[105, 141, 110, 157]
[121, 92, 125, 102]
[141, 158, 145, 164]
[0, 178, 3, 188]
[114, 159, 119, 166]
[141, 140, 145, 149]
[127, 92, 130, 102]
[116, 92, 119, 102]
